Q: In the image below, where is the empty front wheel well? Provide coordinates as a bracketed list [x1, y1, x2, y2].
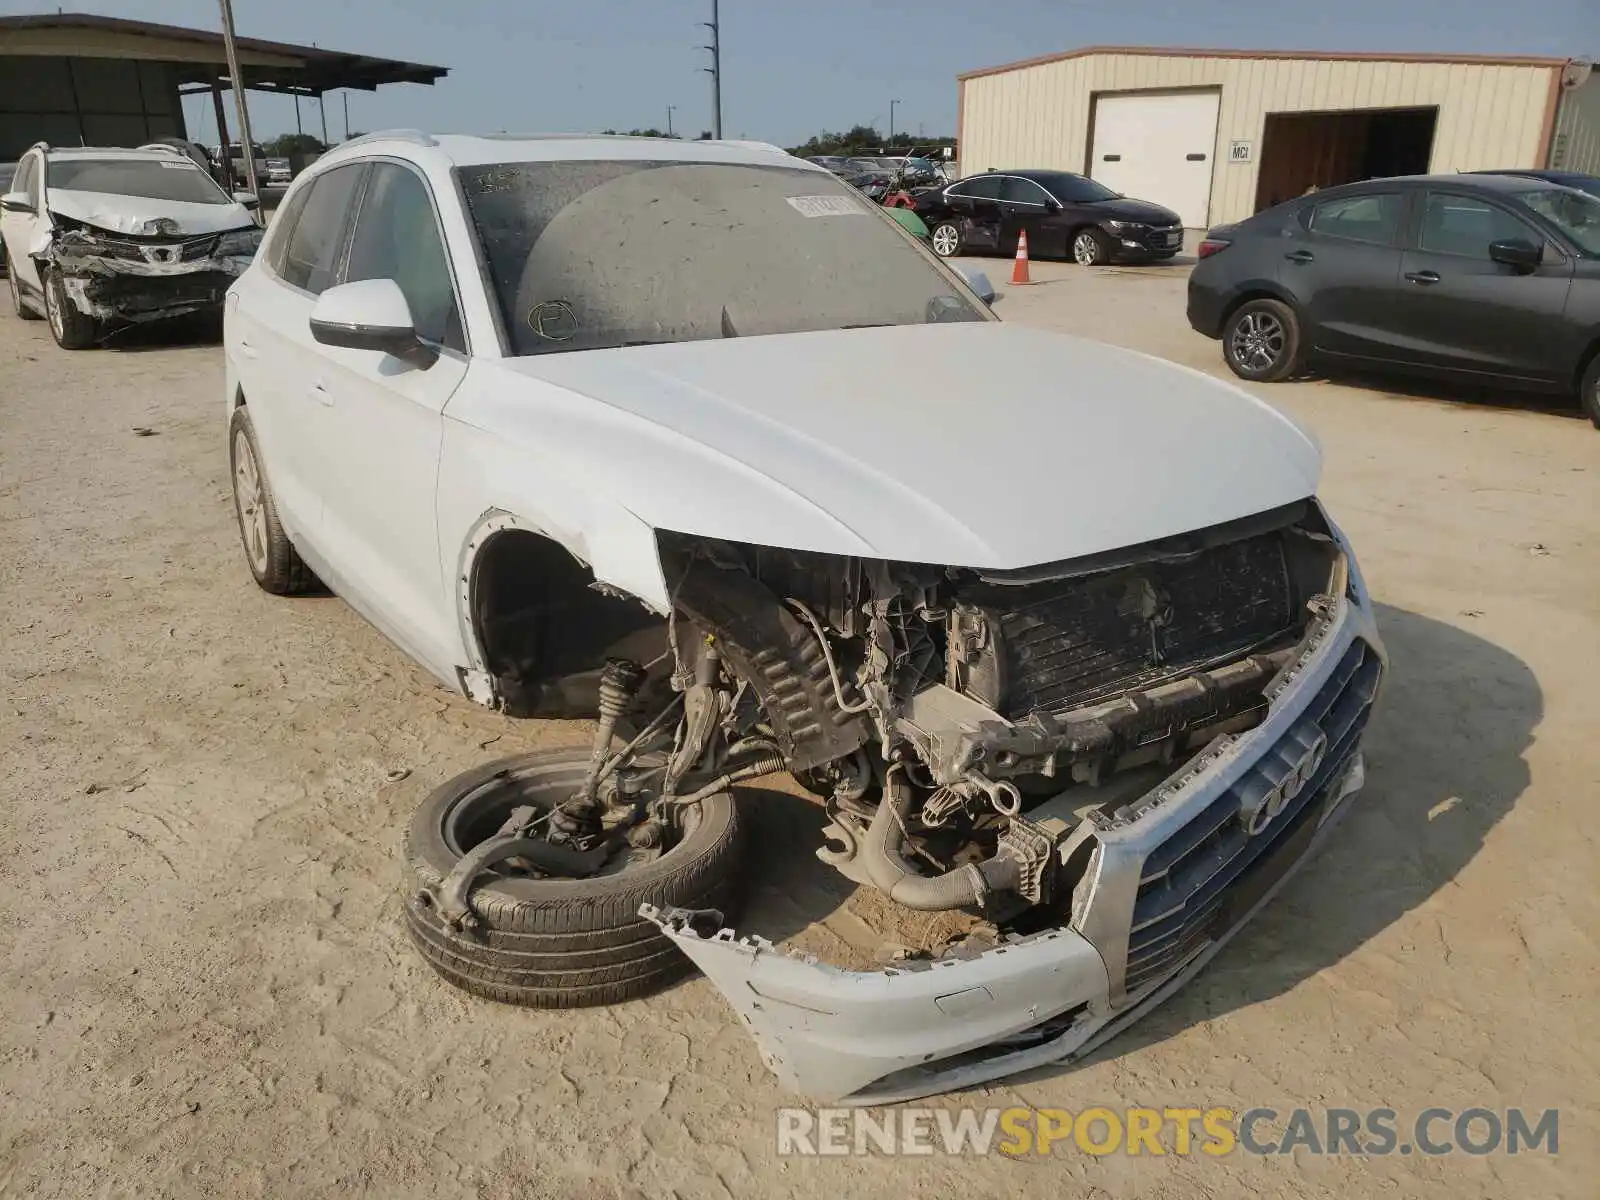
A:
[469, 529, 667, 718]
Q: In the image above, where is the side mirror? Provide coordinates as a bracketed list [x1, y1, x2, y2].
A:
[309, 279, 437, 367]
[1, 191, 35, 215]
[232, 191, 260, 210]
[1488, 237, 1541, 270]
[956, 265, 996, 305]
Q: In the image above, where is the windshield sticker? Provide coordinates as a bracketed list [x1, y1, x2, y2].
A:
[785, 194, 867, 218]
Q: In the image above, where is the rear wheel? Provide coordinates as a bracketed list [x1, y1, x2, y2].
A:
[229, 407, 318, 594]
[930, 221, 963, 258]
[43, 267, 99, 348]
[1222, 298, 1303, 383]
[402, 750, 745, 1008]
[7, 254, 41, 320]
[1581, 354, 1600, 430]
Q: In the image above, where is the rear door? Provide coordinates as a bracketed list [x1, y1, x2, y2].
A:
[1385, 190, 1574, 382]
[943, 176, 1005, 251]
[998, 176, 1063, 257]
[312, 160, 470, 672]
[227, 162, 367, 538]
[1278, 190, 1408, 361]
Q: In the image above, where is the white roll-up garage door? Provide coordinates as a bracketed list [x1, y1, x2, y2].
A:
[1089, 91, 1220, 228]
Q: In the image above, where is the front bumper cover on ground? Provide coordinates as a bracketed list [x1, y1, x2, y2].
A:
[644, 594, 1384, 1105]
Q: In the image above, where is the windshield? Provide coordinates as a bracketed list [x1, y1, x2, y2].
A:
[47, 158, 230, 205]
[460, 159, 986, 356]
[1030, 172, 1120, 203]
[1520, 187, 1600, 254]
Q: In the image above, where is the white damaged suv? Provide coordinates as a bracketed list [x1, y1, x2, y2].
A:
[223, 131, 1384, 1104]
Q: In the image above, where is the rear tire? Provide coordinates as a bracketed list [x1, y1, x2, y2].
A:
[1222, 298, 1303, 383]
[1581, 354, 1600, 430]
[43, 267, 99, 349]
[8, 254, 41, 320]
[930, 220, 964, 258]
[401, 751, 745, 1008]
[228, 407, 318, 595]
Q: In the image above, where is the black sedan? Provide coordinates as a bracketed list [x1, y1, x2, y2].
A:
[1187, 174, 1600, 426]
[915, 170, 1183, 264]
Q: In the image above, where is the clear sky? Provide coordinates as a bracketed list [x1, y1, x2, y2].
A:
[3, 0, 1592, 146]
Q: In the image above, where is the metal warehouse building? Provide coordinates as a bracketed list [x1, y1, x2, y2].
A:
[957, 47, 1599, 228]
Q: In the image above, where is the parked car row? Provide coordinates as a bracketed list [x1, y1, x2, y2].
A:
[1188, 171, 1600, 426]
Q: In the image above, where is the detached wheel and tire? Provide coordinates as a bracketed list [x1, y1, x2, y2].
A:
[930, 220, 964, 258]
[42, 267, 99, 349]
[1072, 227, 1111, 266]
[1222, 298, 1303, 383]
[229, 407, 319, 594]
[402, 751, 745, 1008]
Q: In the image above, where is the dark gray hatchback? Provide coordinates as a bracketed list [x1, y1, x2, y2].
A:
[1186, 173, 1600, 427]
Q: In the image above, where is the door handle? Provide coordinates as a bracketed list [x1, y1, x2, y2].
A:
[1405, 270, 1441, 285]
[308, 381, 333, 406]
[1284, 250, 1315, 263]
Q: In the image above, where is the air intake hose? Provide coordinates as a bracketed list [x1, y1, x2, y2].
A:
[860, 767, 1022, 911]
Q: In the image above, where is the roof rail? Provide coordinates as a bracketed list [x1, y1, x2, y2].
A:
[335, 129, 439, 151]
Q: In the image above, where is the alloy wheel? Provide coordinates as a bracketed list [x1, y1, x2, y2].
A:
[1073, 232, 1102, 266]
[45, 274, 65, 340]
[931, 224, 960, 257]
[1230, 311, 1286, 373]
[232, 428, 270, 575]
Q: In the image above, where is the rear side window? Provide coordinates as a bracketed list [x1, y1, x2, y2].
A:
[1418, 193, 1538, 258]
[262, 181, 313, 276]
[953, 176, 1003, 200]
[280, 164, 363, 295]
[1308, 193, 1403, 245]
[15, 155, 37, 200]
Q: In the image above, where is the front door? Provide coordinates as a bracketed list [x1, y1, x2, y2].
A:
[1, 153, 46, 296]
[313, 160, 469, 676]
[944, 176, 1005, 252]
[1386, 190, 1574, 383]
[999, 176, 1064, 257]
[1279, 190, 1408, 361]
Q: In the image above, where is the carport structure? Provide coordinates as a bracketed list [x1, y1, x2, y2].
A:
[0, 12, 447, 170]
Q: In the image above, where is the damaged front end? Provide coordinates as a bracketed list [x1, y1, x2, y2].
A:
[634, 499, 1385, 1102]
[44, 215, 260, 328]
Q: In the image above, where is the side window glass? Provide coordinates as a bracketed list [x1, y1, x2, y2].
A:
[16, 156, 37, 200]
[262, 182, 312, 277]
[343, 163, 465, 353]
[1419, 194, 1537, 258]
[1000, 177, 1050, 205]
[960, 176, 1004, 200]
[1308, 193, 1402, 245]
[280, 164, 363, 295]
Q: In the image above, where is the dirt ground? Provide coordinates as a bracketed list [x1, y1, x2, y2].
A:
[1, 260, 1596, 1199]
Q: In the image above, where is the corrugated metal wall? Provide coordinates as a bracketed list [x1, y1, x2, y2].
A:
[960, 53, 1559, 225]
[1550, 73, 1600, 174]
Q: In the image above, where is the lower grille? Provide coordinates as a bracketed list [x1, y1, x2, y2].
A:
[953, 530, 1297, 719]
[1123, 637, 1380, 993]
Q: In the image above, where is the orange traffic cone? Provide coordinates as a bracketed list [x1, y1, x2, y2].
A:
[1011, 229, 1031, 285]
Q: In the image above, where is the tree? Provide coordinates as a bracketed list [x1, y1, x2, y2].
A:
[788, 125, 956, 158]
[600, 128, 681, 138]
[263, 133, 326, 157]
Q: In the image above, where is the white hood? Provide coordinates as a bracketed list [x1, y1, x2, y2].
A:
[474, 322, 1322, 570]
[44, 189, 255, 237]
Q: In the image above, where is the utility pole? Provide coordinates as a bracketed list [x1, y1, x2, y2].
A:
[666, 104, 676, 137]
[217, 0, 260, 199]
[318, 93, 329, 147]
[889, 98, 901, 146]
[342, 91, 350, 140]
[700, 0, 721, 140]
[294, 93, 302, 135]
